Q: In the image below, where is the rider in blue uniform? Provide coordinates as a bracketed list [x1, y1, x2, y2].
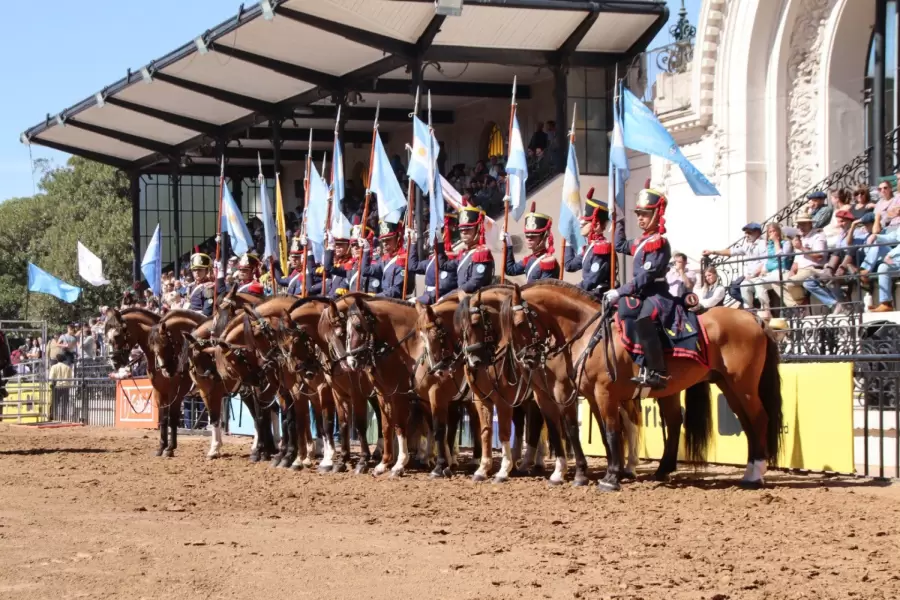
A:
[319, 228, 353, 298]
[564, 189, 612, 297]
[408, 211, 459, 304]
[234, 253, 266, 298]
[188, 253, 226, 317]
[603, 189, 672, 390]
[341, 222, 377, 294]
[504, 202, 560, 283]
[361, 220, 407, 299]
[439, 201, 494, 292]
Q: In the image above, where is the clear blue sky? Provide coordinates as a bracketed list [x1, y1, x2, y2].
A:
[0, 0, 698, 202]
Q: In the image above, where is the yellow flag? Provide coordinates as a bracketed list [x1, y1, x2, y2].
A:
[275, 172, 289, 271]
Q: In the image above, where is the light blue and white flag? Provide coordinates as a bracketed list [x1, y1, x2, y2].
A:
[221, 182, 253, 256]
[27, 263, 81, 304]
[505, 112, 529, 221]
[259, 174, 279, 263]
[426, 130, 444, 244]
[608, 87, 630, 208]
[560, 139, 585, 250]
[406, 116, 432, 194]
[306, 160, 330, 263]
[370, 132, 407, 224]
[332, 134, 345, 207]
[621, 87, 719, 196]
[140, 223, 162, 297]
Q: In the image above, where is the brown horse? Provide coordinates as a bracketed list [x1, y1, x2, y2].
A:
[500, 280, 784, 490]
[325, 294, 461, 478]
[455, 286, 587, 485]
[105, 308, 207, 457]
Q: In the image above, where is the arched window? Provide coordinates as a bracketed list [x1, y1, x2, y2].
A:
[865, 0, 898, 146]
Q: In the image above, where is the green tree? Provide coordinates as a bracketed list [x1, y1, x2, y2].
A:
[0, 157, 132, 330]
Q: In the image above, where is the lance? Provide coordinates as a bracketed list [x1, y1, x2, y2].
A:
[401, 87, 420, 300]
[560, 104, 577, 280]
[323, 105, 340, 297]
[427, 90, 441, 301]
[356, 102, 380, 292]
[214, 153, 225, 306]
[610, 65, 620, 292]
[301, 129, 312, 298]
[500, 76, 517, 285]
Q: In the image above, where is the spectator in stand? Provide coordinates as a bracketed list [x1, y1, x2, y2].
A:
[702, 222, 767, 307]
[58, 324, 78, 354]
[851, 184, 876, 219]
[528, 122, 548, 152]
[748, 223, 794, 317]
[782, 210, 840, 312]
[697, 266, 726, 308]
[27, 338, 42, 361]
[470, 177, 504, 219]
[49, 350, 74, 381]
[806, 191, 833, 230]
[488, 156, 503, 179]
[872, 176, 900, 235]
[823, 188, 852, 245]
[545, 120, 560, 168]
[666, 252, 696, 298]
[78, 323, 97, 359]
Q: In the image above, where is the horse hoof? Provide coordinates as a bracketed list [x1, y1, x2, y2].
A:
[572, 476, 589, 488]
[389, 469, 404, 479]
[472, 473, 489, 483]
[429, 467, 452, 479]
[491, 475, 509, 485]
[548, 477, 565, 487]
[270, 455, 284, 467]
[372, 450, 383, 463]
[290, 462, 304, 472]
[739, 479, 765, 490]
[317, 464, 334, 474]
[162, 449, 174, 458]
[620, 470, 636, 481]
[277, 457, 293, 469]
[249, 452, 260, 463]
[155, 447, 165, 457]
[302, 458, 313, 468]
[652, 470, 671, 482]
[596, 479, 621, 492]
[332, 462, 348, 474]
[354, 462, 368, 475]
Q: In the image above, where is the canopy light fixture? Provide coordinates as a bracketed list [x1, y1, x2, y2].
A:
[95, 92, 105, 107]
[260, 0, 275, 21]
[141, 67, 153, 83]
[195, 36, 209, 54]
[434, 0, 463, 17]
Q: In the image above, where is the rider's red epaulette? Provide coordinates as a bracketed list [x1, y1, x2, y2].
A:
[539, 256, 558, 271]
[632, 234, 664, 254]
[592, 240, 611, 255]
[245, 281, 264, 295]
[472, 248, 492, 263]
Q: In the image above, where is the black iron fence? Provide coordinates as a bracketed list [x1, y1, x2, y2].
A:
[50, 378, 117, 427]
[855, 359, 900, 479]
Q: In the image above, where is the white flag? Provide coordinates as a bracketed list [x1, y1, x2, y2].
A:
[77, 241, 110, 286]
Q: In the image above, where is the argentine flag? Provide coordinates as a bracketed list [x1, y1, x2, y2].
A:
[608, 87, 630, 208]
[560, 140, 585, 250]
[505, 112, 529, 221]
[306, 160, 330, 263]
[370, 132, 407, 224]
[221, 183, 253, 256]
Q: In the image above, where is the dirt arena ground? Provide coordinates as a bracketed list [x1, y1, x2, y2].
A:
[0, 425, 898, 600]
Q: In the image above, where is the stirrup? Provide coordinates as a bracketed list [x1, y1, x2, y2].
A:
[630, 368, 668, 390]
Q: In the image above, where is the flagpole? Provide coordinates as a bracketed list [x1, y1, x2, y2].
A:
[258, 152, 276, 295]
[301, 129, 313, 298]
[500, 76, 516, 285]
[427, 90, 440, 300]
[401, 87, 420, 301]
[323, 106, 340, 298]
[611, 67, 620, 292]
[356, 102, 380, 292]
[214, 154, 225, 306]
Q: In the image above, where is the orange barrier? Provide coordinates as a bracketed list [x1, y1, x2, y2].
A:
[114, 379, 157, 429]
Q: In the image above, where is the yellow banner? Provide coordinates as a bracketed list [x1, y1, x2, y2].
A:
[1, 382, 50, 423]
[580, 362, 855, 474]
[275, 172, 289, 272]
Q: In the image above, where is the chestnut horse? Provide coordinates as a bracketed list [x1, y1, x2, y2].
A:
[105, 308, 207, 457]
[500, 280, 784, 490]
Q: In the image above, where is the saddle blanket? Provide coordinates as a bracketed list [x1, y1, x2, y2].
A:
[615, 294, 709, 367]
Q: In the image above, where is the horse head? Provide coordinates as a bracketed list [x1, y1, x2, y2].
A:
[147, 321, 176, 377]
[318, 298, 349, 369]
[274, 309, 320, 380]
[415, 300, 453, 377]
[500, 284, 551, 369]
[455, 290, 496, 370]
[0, 330, 14, 381]
[343, 295, 376, 371]
[212, 285, 239, 335]
[104, 307, 131, 369]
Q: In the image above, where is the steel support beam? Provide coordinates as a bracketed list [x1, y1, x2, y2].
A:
[28, 138, 133, 170]
[557, 11, 599, 59]
[105, 97, 222, 137]
[272, 119, 283, 178]
[245, 127, 382, 144]
[154, 72, 278, 115]
[367, 78, 530, 99]
[873, 0, 887, 184]
[295, 105, 454, 124]
[130, 172, 141, 282]
[210, 43, 340, 89]
[171, 163, 181, 276]
[66, 118, 177, 156]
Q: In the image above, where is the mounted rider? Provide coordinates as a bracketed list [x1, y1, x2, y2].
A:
[407, 210, 460, 304]
[274, 236, 320, 297]
[342, 221, 377, 294]
[319, 225, 353, 297]
[360, 220, 407, 298]
[604, 188, 672, 390]
[504, 202, 560, 283]
[438, 200, 494, 293]
[188, 252, 226, 317]
[233, 252, 266, 297]
[564, 188, 612, 297]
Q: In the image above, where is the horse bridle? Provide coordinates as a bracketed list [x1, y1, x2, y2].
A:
[460, 299, 521, 404]
[417, 315, 460, 376]
[275, 317, 331, 380]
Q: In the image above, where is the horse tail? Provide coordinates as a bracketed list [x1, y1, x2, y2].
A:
[683, 381, 712, 464]
[759, 329, 784, 465]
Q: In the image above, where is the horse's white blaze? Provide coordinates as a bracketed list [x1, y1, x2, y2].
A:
[499, 441, 513, 478]
[391, 434, 409, 472]
[550, 456, 567, 484]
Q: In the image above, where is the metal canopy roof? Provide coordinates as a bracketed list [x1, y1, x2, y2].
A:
[21, 0, 667, 174]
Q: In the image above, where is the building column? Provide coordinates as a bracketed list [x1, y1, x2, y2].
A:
[872, 0, 887, 183]
[171, 163, 181, 276]
[552, 66, 568, 174]
[129, 172, 141, 283]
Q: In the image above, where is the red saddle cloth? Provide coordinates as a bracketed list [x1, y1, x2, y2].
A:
[615, 295, 710, 367]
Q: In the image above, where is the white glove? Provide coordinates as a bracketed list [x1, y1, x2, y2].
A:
[357, 237, 370, 251]
[504, 233, 512, 246]
[299, 234, 308, 246]
[604, 289, 620, 305]
[409, 229, 418, 244]
[503, 195, 512, 204]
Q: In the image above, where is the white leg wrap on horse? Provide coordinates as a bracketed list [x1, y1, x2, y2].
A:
[392, 435, 409, 473]
[251, 431, 259, 452]
[271, 410, 281, 445]
[475, 453, 492, 478]
[373, 462, 387, 475]
[320, 438, 334, 467]
[519, 444, 536, 469]
[495, 442, 512, 479]
[207, 424, 222, 457]
[549, 456, 567, 484]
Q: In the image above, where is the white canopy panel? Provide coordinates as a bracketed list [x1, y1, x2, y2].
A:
[282, 0, 435, 43]
[75, 104, 199, 145]
[36, 126, 153, 162]
[433, 7, 586, 50]
[577, 13, 660, 52]
[115, 81, 252, 125]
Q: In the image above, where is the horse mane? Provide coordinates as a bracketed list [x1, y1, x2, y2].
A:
[160, 309, 206, 325]
[499, 294, 515, 344]
[341, 292, 411, 308]
[453, 294, 471, 333]
[521, 279, 600, 306]
[287, 296, 332, 314]
[118, 307, 161, 321]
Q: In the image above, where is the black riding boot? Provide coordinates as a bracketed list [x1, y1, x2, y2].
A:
[631, 317, 669, 390]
